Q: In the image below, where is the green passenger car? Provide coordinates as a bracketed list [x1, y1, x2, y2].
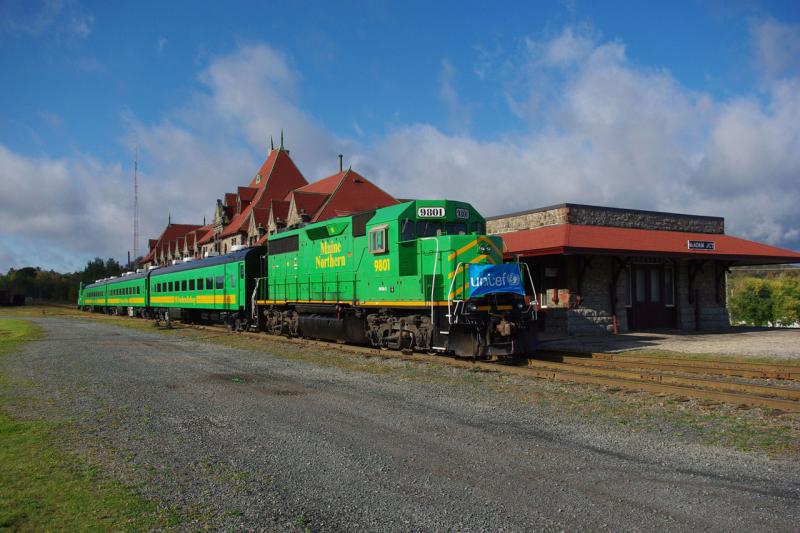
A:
[79, 272, 149, 315]
[148, 248, 263, 326]
[256, 200, 537, 357]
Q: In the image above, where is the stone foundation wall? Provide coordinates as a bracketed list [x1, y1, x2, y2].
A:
[538, 256, 630, 336]
[568, 205, 723, 234]
[487, 203, 724, 235]
[676, 261, 730, 330]
[487, 206, 568, 234]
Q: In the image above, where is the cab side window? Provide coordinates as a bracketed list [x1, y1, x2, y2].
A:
[400, 219, 414, 241]
[369, 226, 387, 254]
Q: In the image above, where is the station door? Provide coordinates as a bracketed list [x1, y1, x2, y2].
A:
[630, 264, 675, 330]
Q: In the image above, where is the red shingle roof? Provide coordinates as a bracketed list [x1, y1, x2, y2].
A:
[238, 186, 257, 203]
[291, 191, 329, 219]
[196, 223, 215, 245]
[268, 199, 290, 223]
[292, 172, 342, 195]
[500, 224, 800, 264]
[220, 149, 308, 238]
[311, 169, 398, 222]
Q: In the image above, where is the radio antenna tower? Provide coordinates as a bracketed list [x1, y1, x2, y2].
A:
[133, 147, 139, 266]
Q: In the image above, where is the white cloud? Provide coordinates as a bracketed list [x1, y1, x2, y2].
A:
[2, 25, 799, 272]
[368, 26, 800, 249]
[751, 17, 800, 81]
[1, 0, 94, 39]
[438, 59, 471, 133]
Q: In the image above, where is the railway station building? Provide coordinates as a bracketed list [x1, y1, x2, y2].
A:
[487, 204, 800, 335]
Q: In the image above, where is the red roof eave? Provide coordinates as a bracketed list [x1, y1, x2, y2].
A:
[499, 224, 800, 264]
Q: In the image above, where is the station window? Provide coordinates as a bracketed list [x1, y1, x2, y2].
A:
[650, 270, 660, 302]
[635, 270, 646, 303]
[181, 280, 187, 291]
[189, 279, 195, 291]
[369, 226, 387, 254]
[206, 278, 213, 290]
[624, 267, 632, 307]
[215, 276, 224, 289]
[665, 267, 675, 307]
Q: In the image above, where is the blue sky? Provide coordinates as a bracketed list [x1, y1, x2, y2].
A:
[1, 0, 799, 271]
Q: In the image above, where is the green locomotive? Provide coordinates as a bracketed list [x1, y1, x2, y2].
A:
[255, 200, 537, 357]
[78, 199, 537, 358]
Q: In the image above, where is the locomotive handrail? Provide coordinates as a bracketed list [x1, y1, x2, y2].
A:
[251, 278, 260, 321]
[446, 261, 466, 325]
[518, 261, 538, 320]
[419, 237, 439, 327]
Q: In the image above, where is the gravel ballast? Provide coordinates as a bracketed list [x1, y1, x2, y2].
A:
[2, 316, 799, 531]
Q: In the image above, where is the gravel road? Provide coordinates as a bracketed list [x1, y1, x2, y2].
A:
[3, 317, 799, 532]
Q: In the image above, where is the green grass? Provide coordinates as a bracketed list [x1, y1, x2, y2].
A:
[0, 304, 83, 319]
[0, 318, 179, 531]
[0, 319, 42, 356]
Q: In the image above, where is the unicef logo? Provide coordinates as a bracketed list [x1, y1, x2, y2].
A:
[507, 273, 521, 286]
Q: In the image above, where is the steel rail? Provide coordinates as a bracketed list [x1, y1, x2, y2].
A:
[534, 352, 800, 381]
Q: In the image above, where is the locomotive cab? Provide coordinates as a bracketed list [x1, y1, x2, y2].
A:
[388, 200, 538, 358]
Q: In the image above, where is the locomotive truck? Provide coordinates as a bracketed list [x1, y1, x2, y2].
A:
[78, 200, 538, 358]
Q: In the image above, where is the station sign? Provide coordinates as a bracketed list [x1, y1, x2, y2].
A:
[417, 207, 445, 218]
[687, 240, 715, 251]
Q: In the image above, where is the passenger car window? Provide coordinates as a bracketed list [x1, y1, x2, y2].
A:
[206, 278, 213, 290]
[182, 280, 187, 291]
[189, 279, 195, 291]
[168, 281, 173, 292]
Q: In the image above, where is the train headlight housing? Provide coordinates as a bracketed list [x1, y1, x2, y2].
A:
[516, 301, 526, 310]
[466, 302, 478, 313]
[478, 244, 491, 255]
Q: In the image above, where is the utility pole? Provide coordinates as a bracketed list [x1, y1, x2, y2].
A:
[133, 147, 139, 267]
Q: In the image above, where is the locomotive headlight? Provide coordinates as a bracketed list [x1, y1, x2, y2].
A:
[516, 302, 526, 310]
[478, 244, 491, 255]
[466, 302, 478, 313]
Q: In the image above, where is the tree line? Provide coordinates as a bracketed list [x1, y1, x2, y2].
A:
[728, 268, 800, 327]
[0, 258, 124, 304]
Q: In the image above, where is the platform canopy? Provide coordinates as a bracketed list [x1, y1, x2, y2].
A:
[499, 224, 800, 265]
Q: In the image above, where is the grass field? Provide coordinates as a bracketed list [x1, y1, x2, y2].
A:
[0, 318, 178, 531]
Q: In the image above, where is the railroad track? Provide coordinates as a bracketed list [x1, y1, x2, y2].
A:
[90, 313, 800, 413]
